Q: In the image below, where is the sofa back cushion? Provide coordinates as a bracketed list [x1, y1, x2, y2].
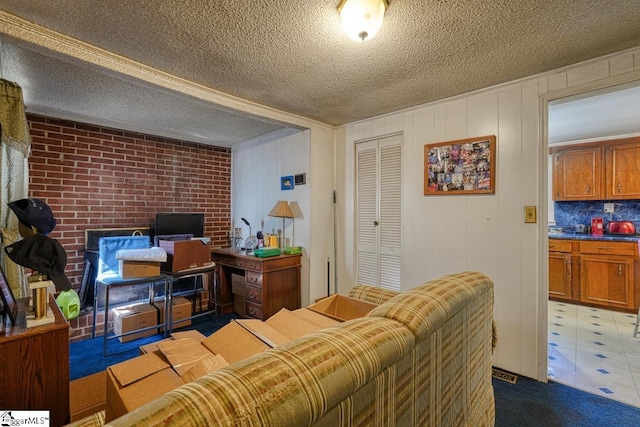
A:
[110, 317, 414, 427]
[348, 285, 399, 304]
[366, 271, 493, 342]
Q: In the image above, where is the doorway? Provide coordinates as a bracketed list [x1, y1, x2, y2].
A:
[546, 84, 640, 408]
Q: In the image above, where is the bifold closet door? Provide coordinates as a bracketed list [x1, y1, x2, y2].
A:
[355, 134, 402, 291]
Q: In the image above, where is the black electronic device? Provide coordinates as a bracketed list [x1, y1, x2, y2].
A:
[155, 213, 205, 237]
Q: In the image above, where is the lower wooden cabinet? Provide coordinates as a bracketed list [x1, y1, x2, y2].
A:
[549, 239, 573, 300]
[0, 297, 70, 426]
[580, 254, 635, 309]
[549, 239, 639, 311]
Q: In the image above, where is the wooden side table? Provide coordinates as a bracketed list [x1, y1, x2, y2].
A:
[0, 295, 70, 426]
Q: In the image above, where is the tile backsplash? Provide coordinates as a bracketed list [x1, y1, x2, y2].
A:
[554, 200, 640, 228]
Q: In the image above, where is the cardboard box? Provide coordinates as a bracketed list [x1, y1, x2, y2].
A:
[306, 294, 377, 322]
[70, 370, 106, 421]
[156, 338, 222, 377]
[118, 260, 161, 279]
[231, 273, 246, 316]
[292, 308, 341, 328]
[106, 351, 184, 422]
[179, 353, 228, 383]
[171, 329, 207, 342]
[139, 337, 173, 355]
[266, 308, 334, 340]
[231, 273, 245, 295]
[139, 330, 208, 354]
[201, 320, 270, 364]
[187, 289, 209, 312]
[158, 239, 213, 272]
[235, 319, 292, 347]
[112, 303, 159, 343]
[233, 295, 246, 316]
[154, 296, 192, 330]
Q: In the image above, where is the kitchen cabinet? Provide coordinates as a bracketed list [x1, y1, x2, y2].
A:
[605, 141, 640, 199]
[552, 145, 602, 201]
[548, 240, 573, 300]
[548, 239, 639, 311]
[552, 136, 640, 201]
[579, 241, 637, 310]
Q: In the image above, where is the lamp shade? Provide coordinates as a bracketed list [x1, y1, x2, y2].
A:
[269, 201, 294, 218]
[339, 0, 388, 42]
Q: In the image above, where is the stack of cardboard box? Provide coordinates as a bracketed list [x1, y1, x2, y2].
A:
[153, 296, 192, 330]
[104, 294, 377, 422]
[231, 273, 245, 316]
[112, 303, 159, 343]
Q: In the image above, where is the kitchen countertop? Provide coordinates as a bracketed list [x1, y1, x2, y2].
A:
[549, 232, 639, 242]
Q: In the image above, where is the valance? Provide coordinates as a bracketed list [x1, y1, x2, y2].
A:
[0, 78, 30, 156]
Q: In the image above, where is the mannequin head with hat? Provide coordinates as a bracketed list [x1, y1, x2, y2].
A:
[4, 234, 72, 291]
[6, 198, 71, 291]
[8, 198, 57, 237]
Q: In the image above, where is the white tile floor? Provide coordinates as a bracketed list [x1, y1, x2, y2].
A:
[548, 300, 640, 408]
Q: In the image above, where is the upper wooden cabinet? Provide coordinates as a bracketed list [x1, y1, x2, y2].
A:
[552, 145, 602, 200]
[552, 136, 640, 201]
[605, 142, 640, 199]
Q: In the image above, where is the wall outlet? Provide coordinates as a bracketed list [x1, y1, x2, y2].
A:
[604, 203, 614, 213]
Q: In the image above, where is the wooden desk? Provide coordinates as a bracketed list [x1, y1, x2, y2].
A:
[211, 248, 301, 320]
[0, 295, 70, 426]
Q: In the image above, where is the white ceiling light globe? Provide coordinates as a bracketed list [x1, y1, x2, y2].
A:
[340, 0, 387, 42]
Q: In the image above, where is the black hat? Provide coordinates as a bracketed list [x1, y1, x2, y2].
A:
[4, 234, 72, 291]
[8, 198, 57, 235]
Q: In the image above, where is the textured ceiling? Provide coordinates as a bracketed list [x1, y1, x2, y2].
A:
[1, 1, 640, 146]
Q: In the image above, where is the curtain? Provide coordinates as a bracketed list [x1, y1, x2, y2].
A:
[0, 78, 30, 298]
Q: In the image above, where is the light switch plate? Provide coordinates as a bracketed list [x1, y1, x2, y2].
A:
[524, 206, 537, 223]
[604, 203, 614, 213]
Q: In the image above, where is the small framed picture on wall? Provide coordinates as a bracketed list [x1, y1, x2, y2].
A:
[281, 175, 294, 190]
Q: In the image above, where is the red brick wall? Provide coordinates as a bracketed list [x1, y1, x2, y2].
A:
[26, 114, 231, 340]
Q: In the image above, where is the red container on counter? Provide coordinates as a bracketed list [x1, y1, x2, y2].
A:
[591, 218, 604, 235]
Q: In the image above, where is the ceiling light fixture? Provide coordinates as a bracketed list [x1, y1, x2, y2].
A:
[338, 0, 388, 42]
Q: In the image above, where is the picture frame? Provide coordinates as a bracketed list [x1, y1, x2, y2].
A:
[281, 175, 294, 191]
[0, 266, 18, 325]
[424, 135, 496, 195]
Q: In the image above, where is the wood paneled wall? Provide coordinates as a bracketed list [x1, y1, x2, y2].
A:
[336, 48, 640, 380]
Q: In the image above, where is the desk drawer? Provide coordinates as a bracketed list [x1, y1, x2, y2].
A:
[229, 257, 246, 268]
[246, 301, 263, 319]
[246, 285, 262, 304]
[245, 271, 263, 288]
[212, 254, 247, 268]
[245, 258, 262, 272]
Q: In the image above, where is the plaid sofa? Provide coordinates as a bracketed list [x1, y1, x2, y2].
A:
[71, 271, 495, 426]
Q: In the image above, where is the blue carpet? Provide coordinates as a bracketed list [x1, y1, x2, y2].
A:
[71, 323, 640, 425]
[69, 312, 236, 380]
[493, 375, 640, 426]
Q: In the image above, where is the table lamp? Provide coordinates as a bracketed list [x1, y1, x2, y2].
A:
[268, 200, 293, 249]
